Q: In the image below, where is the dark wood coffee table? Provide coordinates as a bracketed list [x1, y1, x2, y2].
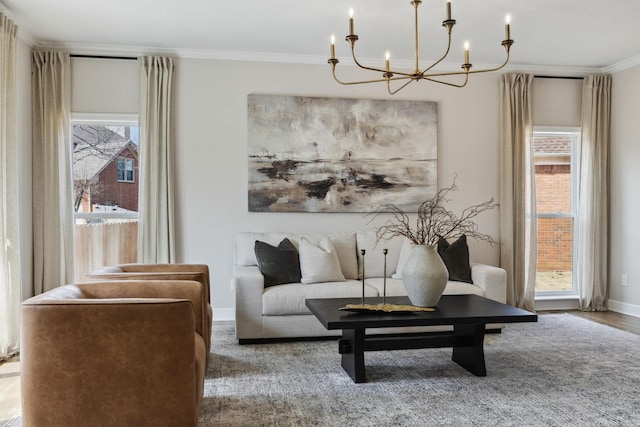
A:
[305, 294, 537, 383]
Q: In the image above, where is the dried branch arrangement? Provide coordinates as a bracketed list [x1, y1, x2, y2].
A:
[367, 176, 499, 246]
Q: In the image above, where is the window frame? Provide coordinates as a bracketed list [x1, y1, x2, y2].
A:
[117, 157, 135, 183]
[533, 126, 580, 298]
[71, 113, 139, 221]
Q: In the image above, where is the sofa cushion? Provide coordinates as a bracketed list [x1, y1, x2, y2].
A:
[299, 237, 346, 284]
[254, 238, 301, 288]
[364, 277, 485, 299]
[262, 280, 378, 315]
[438, 235, 473, 284]
[356, 231, 404, 278]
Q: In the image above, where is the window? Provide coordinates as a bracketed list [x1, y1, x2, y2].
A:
[71, 113, 139, 281]
[118, 158, 135, 182]
[533, 127, 580, 295]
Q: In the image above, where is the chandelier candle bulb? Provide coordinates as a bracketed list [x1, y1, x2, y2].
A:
[330, 35, 336, 59]
[464, 41, 470, 64]
[446, 0, 452, 20]
[385, 51, 390, 71]
[349, 8, 354, 36]
[505, 14, 511, 40]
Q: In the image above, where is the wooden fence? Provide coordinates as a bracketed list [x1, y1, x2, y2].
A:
[74, 221, 138, 281]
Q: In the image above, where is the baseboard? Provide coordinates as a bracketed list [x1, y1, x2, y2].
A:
[607, 299, 640, 318]
[534, 297, 580, 311]
[213, 307, 235, 322]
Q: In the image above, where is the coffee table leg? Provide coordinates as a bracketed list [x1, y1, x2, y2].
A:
[339, 328, 366, 383]
[452, 324, 487, 376]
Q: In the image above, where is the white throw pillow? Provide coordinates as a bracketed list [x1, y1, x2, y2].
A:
[392, 237, 415, 279]
[298, 232, 358, 279]
[299, 237, 346, 284]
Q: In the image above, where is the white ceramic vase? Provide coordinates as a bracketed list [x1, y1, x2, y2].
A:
[401, 244, 448, 307]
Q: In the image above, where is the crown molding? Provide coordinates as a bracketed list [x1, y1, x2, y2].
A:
[603, 54, 640, 74]
[35, 41, 611, 76]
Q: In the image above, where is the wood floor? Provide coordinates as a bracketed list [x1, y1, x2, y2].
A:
[1, 310, 639, 424]
[0, 355, 20, 425]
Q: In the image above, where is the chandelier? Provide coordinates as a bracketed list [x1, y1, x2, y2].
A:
[328, 0, 514, 95]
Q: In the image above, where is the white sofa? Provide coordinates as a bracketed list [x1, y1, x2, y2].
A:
[234, 231, 507, 342]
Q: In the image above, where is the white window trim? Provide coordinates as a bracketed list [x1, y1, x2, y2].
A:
[71, 112, 138, 126]
[533, 126, 581, 299]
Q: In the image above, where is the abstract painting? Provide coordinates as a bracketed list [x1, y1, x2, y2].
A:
[247, 95, 437, 212]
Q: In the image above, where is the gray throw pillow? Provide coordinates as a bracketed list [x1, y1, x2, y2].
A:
[254, 238, 302, 287]
[437, 235, 473, 284]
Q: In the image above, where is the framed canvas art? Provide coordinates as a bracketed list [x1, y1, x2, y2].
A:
[247, 94, 437, 212]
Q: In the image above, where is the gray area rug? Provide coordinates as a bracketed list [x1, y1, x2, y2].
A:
[6, 314, 640, 426]
[200, 314, 640, 426]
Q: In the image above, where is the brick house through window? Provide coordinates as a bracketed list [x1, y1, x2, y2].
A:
[72, 125, 139, 214]
[533, 132, 577, 293]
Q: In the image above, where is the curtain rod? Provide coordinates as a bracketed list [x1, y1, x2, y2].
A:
[534, 75, 584, 80]
[70, 54, 137, 61]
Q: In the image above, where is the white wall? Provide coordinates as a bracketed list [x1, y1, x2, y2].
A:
[532, 77, 583, 127]
[173, 59, 502, 311]
[67, 58, 629, 316]
[610, 64, 640, 315]
[71, 57, 138, 113]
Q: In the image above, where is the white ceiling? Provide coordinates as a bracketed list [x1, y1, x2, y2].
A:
[2, 0, 640, 72]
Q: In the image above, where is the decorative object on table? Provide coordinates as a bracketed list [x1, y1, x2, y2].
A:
[339, 302, 435, 313]
[360, 249, 365, 305]
[367, 176, 498, 307]
[401, 244, 448, 307]
[247, 94, 437, 213]
[327, 1, 514, 95]
[382, 248, 388, 305]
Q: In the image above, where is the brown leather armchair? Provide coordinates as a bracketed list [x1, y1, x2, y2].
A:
[21, 280, 206, 427]
[86, 263, 212, 366]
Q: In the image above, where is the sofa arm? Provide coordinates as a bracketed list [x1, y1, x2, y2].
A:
[21, 294, 201, 426]
[470, 263, 507, 304]
[234, 265, 265, 340]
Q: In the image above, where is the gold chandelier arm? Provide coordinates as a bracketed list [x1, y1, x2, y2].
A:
[331, 65, 411, 86]
[423, 50, 511, 79]
[421, 73, 470, 88]
[420, 31, 453, 76]
[349, 46, 415, 78]
[465, 51, 511, 75]
[387, 78, 416, 95]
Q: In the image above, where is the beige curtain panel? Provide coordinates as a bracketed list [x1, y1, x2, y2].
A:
[32, 51, 75, 294]
[577, 75, 611, 311]
[138, 56, 176, 263]
[0, 13, 21, 360]
[499, 73, 536, 311]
